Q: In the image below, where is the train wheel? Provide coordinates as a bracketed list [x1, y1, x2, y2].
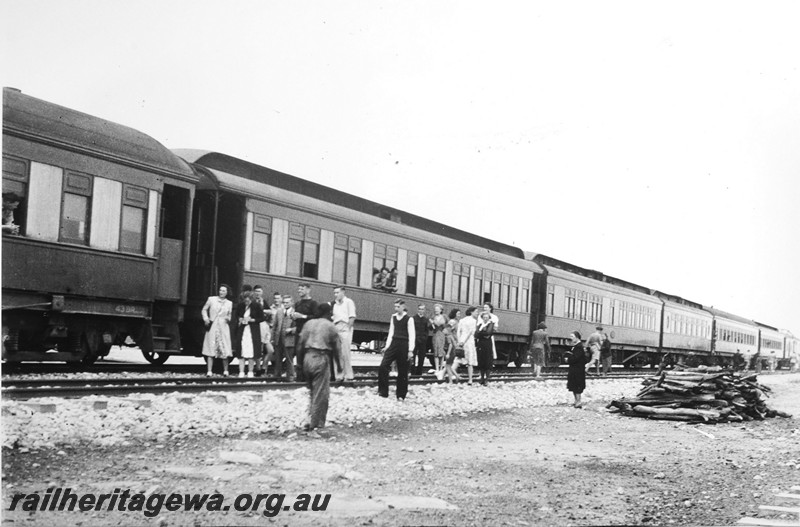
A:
[142, 350, 169, 365]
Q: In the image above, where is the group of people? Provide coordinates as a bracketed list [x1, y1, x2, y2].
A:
[200, 282, 357, 433]
[378, 301, 501, 399]
[199, 282, 610, 428]
[200, 283, 356, 380]
[528, 323, 612, 408]
[372, 267, 398, 292]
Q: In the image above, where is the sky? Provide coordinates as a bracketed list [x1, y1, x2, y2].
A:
[2, 1, 799, 332]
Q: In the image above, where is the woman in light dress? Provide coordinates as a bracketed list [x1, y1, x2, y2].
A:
[457, 306, 480, 385]
[201, 284, 233, 377]
[430, 304, 447, 378]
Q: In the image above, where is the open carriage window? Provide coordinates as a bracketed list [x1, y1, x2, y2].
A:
[2, 156, 28, 236]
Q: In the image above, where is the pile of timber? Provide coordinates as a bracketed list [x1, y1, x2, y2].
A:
[608, 366, 792, 423]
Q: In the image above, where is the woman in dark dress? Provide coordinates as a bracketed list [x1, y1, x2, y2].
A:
[475, 312, 495, 385]
[565, 331, 587, 407]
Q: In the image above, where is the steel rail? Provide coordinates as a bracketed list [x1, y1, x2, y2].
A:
[1, 372, 647, 400]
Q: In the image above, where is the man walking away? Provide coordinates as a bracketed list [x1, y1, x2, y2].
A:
[297, 303, 341, 434]
[585, 326, 603, 375]
[600, 333, 613, 376]
[292, 283, 318, 382]
[529, 322, 552, 378]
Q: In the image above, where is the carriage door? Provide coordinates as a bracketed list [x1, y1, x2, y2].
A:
[156, 185, 191, 299]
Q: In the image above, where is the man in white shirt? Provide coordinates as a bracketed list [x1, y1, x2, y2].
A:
[332, 286, 357, 382]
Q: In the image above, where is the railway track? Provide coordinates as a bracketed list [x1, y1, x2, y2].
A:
[1, 371, 647, 400]
[1, 359, 670, 376]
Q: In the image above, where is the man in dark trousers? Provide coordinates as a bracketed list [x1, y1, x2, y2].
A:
[297, 303, 341, 434]
[291, 283, 318, 382]
[268, 292, 285, 377]
[378, 299, 416, 400]
[412, 304, 431, 375]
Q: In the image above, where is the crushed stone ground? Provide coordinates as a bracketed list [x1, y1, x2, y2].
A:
[3, 374, 798, 526]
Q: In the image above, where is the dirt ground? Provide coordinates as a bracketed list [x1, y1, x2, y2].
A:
[2, 375, 798, 527]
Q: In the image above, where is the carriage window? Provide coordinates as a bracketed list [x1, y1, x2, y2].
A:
[589, 296, 602, 323]
[119, 185, 148, 254]
[332, 234, 361, 286]
[452, 263, 470, 303]
[287, 239, 302, 277]
[287, 223, 319, 279]
[578, 298, 588, 321]
[60, 173, 92, 245]
[373, 243, 397, 276]
[303, 242, 319, 278]
[120, 206, 145, 252]
[565, 289, 577, 319]
[251, 215, 272, 272]
[545, 284, 553, 316]
[405, 250, 418, 295]
[501, 275, 511, 310]
[421, 256, 446, 299]
[2, 156, 28, 236]
[473, 268, 483, 305]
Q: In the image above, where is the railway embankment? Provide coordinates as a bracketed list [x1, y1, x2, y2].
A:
[1, 378, 644, 449]
[2, 374, 798, 526]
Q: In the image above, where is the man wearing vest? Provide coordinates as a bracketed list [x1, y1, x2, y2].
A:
[378, 299, 416, 400]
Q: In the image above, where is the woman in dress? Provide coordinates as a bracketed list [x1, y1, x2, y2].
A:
[565, 331, 588, 407]
[443, 308, 461, 383]
[482, 303, 499, 361]
[235, 291, 265, 377]
[201, 284, 234, 377]
[475, 311, 495, 385]
[457, 307, 479, 385]
[430, 304, 447, 378]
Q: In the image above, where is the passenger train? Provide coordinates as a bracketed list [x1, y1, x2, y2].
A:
[2, 88, 798, 370]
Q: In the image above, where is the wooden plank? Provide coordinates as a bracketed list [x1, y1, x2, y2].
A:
[776, 493, 800, 501]
[737, 517, 800, 526]
[759, 505, 800, 514]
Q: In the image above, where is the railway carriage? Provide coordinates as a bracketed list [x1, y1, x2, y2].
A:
[174, 150, 542, 365]
[654, 291, 713, 358]
[779, 329, 798, 369]
[528, 254, 662, 367]
[705, 307, 759, 362]
[756, 323, 784, 370]
[2, 88, 199, 364]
